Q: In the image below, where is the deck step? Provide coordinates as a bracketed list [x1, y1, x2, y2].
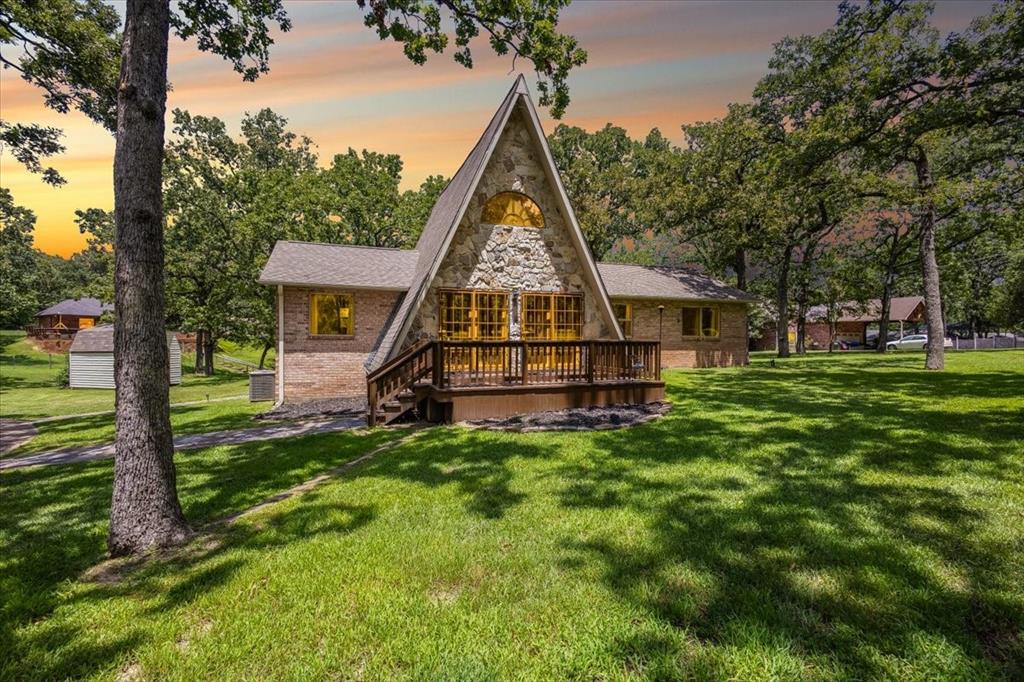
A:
[372, 392, 419, 425]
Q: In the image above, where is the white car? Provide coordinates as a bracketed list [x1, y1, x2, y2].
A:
[887, 334, 953, 350]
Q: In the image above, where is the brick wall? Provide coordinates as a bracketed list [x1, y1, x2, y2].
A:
[804, 323, 832, 350]
[618, 299, 749, 368]
[279, 286, 400, 400]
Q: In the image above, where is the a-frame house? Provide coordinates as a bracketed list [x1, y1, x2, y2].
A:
[260, 78, 753, 424]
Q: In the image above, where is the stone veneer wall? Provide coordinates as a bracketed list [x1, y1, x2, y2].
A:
[407, 107, 614, 343]
[279, 286, 401, 400]
[619, 299, 749, 368]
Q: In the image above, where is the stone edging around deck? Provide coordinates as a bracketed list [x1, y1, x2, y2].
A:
[460, 401, 672, 432]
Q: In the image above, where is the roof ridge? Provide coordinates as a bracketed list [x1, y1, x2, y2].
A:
[412, 82, 523, 252]
[278, 239, 417, 253]
[366, 77, 629, 373]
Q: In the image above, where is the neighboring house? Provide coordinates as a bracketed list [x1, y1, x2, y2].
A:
[753, 296, 927, 351]
[258, 77, 753, 423]
[69, 325, 181, 389]
[805, 296, 926, 349]
[31, 297, 114, 336]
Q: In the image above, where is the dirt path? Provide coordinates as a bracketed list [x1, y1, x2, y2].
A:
[0, 416, 364, 471]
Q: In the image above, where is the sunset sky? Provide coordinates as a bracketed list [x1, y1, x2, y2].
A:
[1, 0, 990, 257]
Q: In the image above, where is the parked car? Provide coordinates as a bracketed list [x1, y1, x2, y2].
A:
[888, 334, 927, 350]
[865, 331, 900, 350]
[886, 334, 953, 350]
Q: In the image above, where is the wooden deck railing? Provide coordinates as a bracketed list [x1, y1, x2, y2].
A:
[368, 339, 660, 425]
[25, 326, 79, 339]
[434, 339, 661, 388]
[366, 340, 433, 425]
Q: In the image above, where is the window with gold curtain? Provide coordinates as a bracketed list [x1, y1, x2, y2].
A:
[439, 289, 509, 373]
[438, 290, 509, 340]
[480, 192, 545, 227]
[681, 305, 719, 339]
[310, 293, 354, 336]
[521, 293, 583, 340]
[613, 302, 632, 338]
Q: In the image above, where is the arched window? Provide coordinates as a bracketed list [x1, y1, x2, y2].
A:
[481, 191, 544, 227]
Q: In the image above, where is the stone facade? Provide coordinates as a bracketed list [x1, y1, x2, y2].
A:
[279, 286, 401, 400]
[408, 108, 614, 343]
[617, 299, 749, 368]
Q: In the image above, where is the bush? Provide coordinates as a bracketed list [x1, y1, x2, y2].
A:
[55, 364, 69, 388]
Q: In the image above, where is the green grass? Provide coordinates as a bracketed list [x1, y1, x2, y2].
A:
[0, 331, 250, 420]
[216, 339, 275, 369]
[2, 351, 1022, 680]
[6, 399, 268, 457]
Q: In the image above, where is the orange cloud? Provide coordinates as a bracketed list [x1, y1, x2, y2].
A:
[2, 0, 992, 257]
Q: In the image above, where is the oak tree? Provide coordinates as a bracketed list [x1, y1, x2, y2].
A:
[7, 0, 590, 555]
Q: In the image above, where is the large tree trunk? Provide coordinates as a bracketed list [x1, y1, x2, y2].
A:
[204, 334, 215, 375]
[734, 246, 747, 291]
[108, 0, 190, 556]
[194, 329, 206, 374]
[876, 286, 892, 353]
[776, 243, 793, 358]
[876, 231, 899, 353]
[795, 303, 807, 354]
[915, 147, 945, 370]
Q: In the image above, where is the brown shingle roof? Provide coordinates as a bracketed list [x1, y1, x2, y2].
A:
[806, 296, 925, 323]
[68, 325, 116, 352]
[597, 263, 756, 302]
[36, 297, 113, 318]
[257, 246, 757, 304]
[258, 241, 419, 289]
[69, 326, 178, 353]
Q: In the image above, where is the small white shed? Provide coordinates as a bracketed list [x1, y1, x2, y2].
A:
[69, 325, 182, 389]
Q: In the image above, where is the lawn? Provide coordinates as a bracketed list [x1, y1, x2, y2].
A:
[1, 330, 267, 456]
[5, 399, 269, 457]
[0, 331, 251, 420]
[217, 339, 275, 369]
[1, 351, 1022, 680]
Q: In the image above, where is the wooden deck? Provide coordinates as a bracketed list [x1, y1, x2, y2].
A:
[25, 326, 79, 340]
[367, 339, 664, 425]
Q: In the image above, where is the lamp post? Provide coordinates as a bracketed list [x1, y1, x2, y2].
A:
[657, 305, 665, 342]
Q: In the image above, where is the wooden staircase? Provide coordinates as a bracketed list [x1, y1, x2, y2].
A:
[366, 341, 433, 426]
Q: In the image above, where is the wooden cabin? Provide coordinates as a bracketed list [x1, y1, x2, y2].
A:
[30, 297, 113, 338]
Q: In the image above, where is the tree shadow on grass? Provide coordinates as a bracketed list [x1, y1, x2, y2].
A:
[2, 356, 1020, 678]
[662, 361, 1023, 479]
[10, 403, 262, 456]
[550, 361, 1024, 678]
[174, 367, 252, 390]
[1, 424, 548, 678]
[0, 428, 397, 679]
[0, 349, 62, 390]
[350, 426, 554, 520]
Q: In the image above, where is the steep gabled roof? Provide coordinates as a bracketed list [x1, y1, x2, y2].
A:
[365, 76, 622, 371]
[36, 297, 113, 318]
[259, 241, 418, 289]
[805, 296, 925, 323]
[598, 263, 756, 302]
